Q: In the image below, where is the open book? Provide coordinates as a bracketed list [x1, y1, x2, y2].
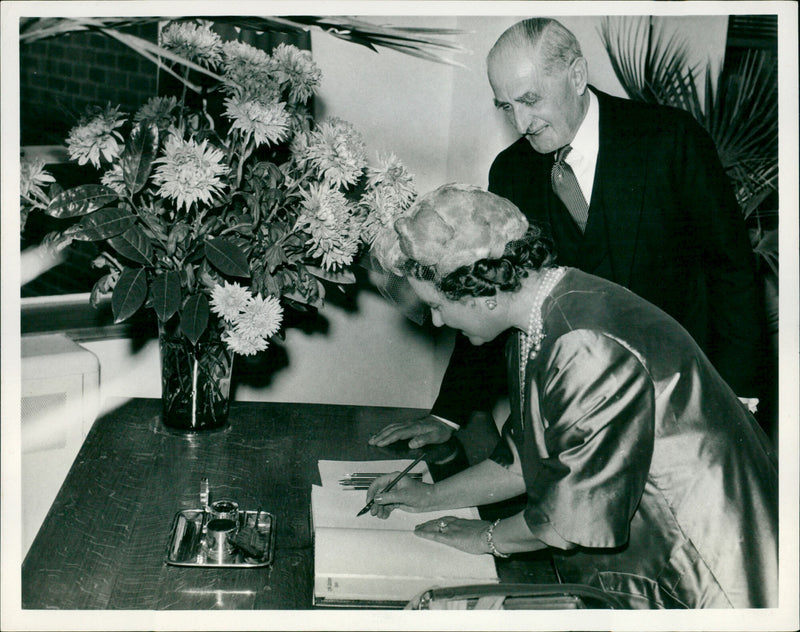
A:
[312, 459, 499, 607]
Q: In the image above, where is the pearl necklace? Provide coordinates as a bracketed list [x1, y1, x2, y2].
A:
[518, 266, 566, 411]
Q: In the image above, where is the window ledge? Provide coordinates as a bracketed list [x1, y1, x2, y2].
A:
[21, 293, 156, 342]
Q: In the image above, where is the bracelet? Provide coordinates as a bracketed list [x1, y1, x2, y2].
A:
[485, 519, 510, 558]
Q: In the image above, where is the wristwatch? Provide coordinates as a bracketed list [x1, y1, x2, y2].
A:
[484, 519, 510, 558]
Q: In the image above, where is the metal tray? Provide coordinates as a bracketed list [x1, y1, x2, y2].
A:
[165, 508, 276, 568]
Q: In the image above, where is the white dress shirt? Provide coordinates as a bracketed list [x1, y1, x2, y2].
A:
[565, 90, 600, 206]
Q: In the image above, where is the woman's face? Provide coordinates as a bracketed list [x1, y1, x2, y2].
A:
[408, 278, 507, 346]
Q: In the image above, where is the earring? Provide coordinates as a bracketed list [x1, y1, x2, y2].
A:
[485, 298, 497, 310]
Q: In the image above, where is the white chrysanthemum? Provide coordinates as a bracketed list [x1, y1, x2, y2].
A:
[210, 281, 252, 322]
[269, 43, 322, 103]
[366, 153, 417, 208]
[234, 294, 284, 340]
[20, 158, 55, 201]
[134, 96, 178, 131]
[296, 182, 360, 270]
[160, 21, 222, 68]
[305, 118, 367, 189]
[220, 40, 278, 100]
[100, 164, 126, 195]
[153, 136, 228, 211]
[223, 97, 290, 147]
[66, 105, 127, 168]
[221, 328, 269, 356]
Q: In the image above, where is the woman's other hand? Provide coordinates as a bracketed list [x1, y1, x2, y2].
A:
[414, 518, 491, 555]
[366, 473, 433, 519]
[368, 414, 454, 449]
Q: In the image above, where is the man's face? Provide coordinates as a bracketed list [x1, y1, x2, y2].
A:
[488, 45, 588, 154]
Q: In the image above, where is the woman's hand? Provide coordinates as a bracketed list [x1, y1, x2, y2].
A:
[368, 415, 454, 449]
[414, 517, 491, 555]
[366, 473, 434, 519]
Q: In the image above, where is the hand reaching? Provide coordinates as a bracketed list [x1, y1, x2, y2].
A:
[414, 517, 491, 555]
[368, 414, 454, 449]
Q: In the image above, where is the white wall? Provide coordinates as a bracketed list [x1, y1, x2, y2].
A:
[83, 14, 728, 414]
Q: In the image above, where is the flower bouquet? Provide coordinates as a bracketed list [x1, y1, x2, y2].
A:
[24, 20, 417, 429]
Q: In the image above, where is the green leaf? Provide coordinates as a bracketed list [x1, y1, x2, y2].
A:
[108, 225, 154, 265]
[121, 122, 159, 194]
[264, 242, 289, 273]
[111, 267, 148, 323]
[45, 184, 118, 218]
[283, 289, 324, 310]
[180, 294, 209, 344]
[306, 265, 357, 284]
[205, 238, 250, 277]
[150, 270, 182, 322]
[69, 207, 137, 241]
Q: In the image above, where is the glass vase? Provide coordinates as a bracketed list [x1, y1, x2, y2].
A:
[158, 322, 233, 432]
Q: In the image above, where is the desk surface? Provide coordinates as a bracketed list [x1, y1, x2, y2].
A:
[22, 398, 554, 609]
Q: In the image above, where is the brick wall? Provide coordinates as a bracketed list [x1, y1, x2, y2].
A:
[20, 23, 159, 145]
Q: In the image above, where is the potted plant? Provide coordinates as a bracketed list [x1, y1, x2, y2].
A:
[21, 20, 419, 431]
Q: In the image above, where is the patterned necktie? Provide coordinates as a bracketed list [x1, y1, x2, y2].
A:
[551, 145, 589, 232]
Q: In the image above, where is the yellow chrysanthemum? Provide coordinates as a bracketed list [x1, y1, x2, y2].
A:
[66, 105, 127, 168]
[210, 281, 252, 322]
[270, 43, 322, 103]
[304, 118, 367, 189]
[234, 294, 284, 340]
[223, 97, 291, 147]
[160, 21, 222, 68]
[221, 328, 269, 356]
[153, 136, 228, 211]
[296, 182, 361, 270]
[220, 40, 279, 100]
[20, 158, 55, 201]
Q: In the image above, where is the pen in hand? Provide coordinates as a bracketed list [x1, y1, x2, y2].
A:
[356, 452, 426, 517]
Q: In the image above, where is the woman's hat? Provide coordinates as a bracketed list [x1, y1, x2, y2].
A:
[374, 183, 529, 276]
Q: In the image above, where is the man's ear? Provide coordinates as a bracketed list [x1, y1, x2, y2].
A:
[570, 57, 589, 95]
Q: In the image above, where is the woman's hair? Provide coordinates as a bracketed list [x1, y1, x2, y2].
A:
[403, 222, 555, 300]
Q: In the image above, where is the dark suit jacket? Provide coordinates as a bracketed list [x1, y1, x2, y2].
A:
[431, 89, 763, 425]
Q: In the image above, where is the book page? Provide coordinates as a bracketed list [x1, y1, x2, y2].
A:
[314, 529, 497, 584]
[312, 458, 498, 604]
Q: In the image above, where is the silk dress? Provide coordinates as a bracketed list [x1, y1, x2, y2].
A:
[492, 268, 777, 608]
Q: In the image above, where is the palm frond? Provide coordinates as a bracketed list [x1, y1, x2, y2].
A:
[600, 15, 778, 268]
[599, 16, 652, 102]
[752, 229, 778, 276]
[703, 50, 778, 170]
[599, 16, 702, 117]
[19, 15, 469, 84]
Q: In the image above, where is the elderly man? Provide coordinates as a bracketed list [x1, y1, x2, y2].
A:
[371, 17, 763, 451]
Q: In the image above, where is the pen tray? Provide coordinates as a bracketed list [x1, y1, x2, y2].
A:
[165, 509, 276, 568]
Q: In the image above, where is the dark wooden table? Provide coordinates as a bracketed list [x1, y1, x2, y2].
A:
[22, 398, 554, 609]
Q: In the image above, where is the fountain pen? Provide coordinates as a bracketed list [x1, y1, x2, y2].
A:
[356, 452, 426, 517]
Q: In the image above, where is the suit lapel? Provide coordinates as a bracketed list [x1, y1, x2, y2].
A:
[590, 90, 648, 287]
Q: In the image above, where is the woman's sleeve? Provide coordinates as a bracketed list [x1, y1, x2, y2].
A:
[523, 330, 655, 548]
